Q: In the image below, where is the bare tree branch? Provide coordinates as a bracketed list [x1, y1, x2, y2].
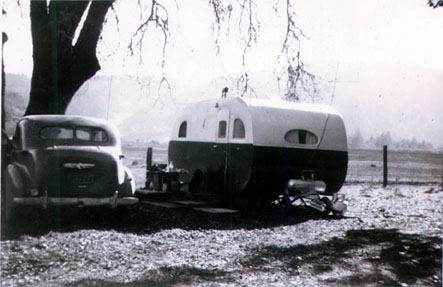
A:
[128, 0, 314, 102]
[129, 0, 169, 66]
[236, 0, 260, 97]
[129, 0, 174, 106]
[207, 0, 232, 54]
[428, 0, 443, 8]
[275, 0, 316, 102]
[208, 0, 315, 101]
[101, 4, 122, 58]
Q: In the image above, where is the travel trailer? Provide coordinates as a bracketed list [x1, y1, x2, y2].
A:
[168, 97, 348, 208]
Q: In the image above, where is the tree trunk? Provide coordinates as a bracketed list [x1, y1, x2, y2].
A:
[2, 32, 7, 131]
[25, 0, 114, 116]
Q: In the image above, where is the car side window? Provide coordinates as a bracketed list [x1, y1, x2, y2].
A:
[178, 121, 187, 138]
[218, 121, 227, 138]
[233, 119, 245, 139]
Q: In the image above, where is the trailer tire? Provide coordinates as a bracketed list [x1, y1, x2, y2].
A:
[321, 197, 332, 215]
[189, 171, 206, 195]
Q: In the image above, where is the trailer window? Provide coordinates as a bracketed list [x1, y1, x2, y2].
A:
[218, 121, 227, 138]
[233, 119, 245, 139]
[285, 129, 318, 145]
[178, 121, 187, 138]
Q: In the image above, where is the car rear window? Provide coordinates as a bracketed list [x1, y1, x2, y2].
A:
[39, 126, 108, 144]
[40, 127, 74, 139]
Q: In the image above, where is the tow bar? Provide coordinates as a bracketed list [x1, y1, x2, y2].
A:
[283, 179, 347, 215]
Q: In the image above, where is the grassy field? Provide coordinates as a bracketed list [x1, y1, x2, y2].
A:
[347, 149, 442, 184]
[122, 142, 443, 188]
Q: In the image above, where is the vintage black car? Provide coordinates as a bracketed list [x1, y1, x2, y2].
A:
[1, 115, 138, 223]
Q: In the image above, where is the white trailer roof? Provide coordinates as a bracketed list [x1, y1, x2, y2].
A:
[171, 96, 347, 152]
[243, 97, 341, 116]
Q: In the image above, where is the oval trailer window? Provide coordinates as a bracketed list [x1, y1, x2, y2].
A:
[285, 129, 318, 145]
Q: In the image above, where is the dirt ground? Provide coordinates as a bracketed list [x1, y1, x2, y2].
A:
[1, 183, 442, 287]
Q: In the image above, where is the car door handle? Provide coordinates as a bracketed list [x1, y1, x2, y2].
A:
[213, 144, 218, 148]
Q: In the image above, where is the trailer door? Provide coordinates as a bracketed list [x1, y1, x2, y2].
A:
[226, 115, 253, 193]
[213, 108, 230, 190]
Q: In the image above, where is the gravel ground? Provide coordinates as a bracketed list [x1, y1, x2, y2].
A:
[1, 183, 442, 287]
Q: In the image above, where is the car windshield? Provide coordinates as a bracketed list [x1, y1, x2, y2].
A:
[39, 126, 108, 144]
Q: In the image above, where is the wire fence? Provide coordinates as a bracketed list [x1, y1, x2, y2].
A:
[346, 149, 442, 185]
[122, 143, 443, 188]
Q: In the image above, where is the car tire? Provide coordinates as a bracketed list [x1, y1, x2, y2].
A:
[1, 172, 17, 231]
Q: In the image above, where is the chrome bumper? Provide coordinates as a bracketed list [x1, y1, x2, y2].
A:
[12, 191, 139, 208]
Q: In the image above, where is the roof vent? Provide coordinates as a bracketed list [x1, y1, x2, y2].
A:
[221, 87, 228, 98]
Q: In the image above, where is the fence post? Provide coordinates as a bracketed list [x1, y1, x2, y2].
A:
[146, 147, 152, 170]
[383, 145, 388, 187]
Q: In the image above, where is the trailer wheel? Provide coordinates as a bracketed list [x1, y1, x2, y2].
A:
[321, 197, 332, 215]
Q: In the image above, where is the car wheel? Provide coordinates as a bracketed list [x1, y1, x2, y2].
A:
[1, 172, 17, 229]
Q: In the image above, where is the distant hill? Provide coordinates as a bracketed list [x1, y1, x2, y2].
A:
[3, 74, 29, 135]
[4, 62, 442, 150]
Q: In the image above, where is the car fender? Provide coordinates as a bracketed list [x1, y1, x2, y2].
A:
[5, 163, 31, 193]
[118, 166, 136, 196]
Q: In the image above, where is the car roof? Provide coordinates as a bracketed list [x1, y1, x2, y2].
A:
[19, 115, 116, 130]
[17, 115, 121, 148]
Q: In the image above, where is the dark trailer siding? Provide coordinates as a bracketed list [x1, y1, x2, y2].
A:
[248, 146, 348, 197]
[168, 140, 254, 194]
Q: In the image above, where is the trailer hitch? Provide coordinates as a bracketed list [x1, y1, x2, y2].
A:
[287, 179, 326, 196]
[284, 179, 347, 215]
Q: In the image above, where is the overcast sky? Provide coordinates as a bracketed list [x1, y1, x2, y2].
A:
[2, 0, 443, 146]
[2, 0, 443, 82]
